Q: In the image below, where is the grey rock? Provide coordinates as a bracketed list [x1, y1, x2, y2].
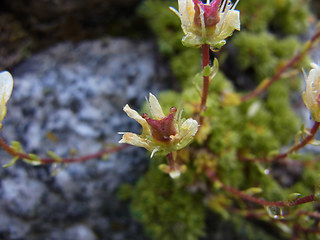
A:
[2, 177, 46, 218]
[64, 224, 97, 240]
[0, 37, 170, 240]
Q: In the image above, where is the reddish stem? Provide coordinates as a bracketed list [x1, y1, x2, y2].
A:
[240, 121, 320, 163]
[199, 44, 210, 125]
[205, 167, 315, 207]
[0, 137, 29, 159]
[241, 30, 320, 103]
[166, 152, 175, 169]
[272, 121, 320, 161]
[0, 136, 128, 164]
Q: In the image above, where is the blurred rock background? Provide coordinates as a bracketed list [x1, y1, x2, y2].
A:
[0, 0, 174, 239]
[0, 0, 149, 70]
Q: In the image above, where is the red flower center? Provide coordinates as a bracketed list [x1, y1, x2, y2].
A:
[142, 107, 177, 142]
[193, 0, 222, 27]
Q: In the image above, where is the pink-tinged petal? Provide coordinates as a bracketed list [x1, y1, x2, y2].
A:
[193, 0, 221, 27]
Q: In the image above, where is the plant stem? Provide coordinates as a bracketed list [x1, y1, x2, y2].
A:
[205, 167, 315, 207]
[272, 121, 320, 161]
[0, 137, 29, 159]
[166, 152, 174, 168]
[199, 44, 210, 125]
[0, 136, 128, 164]
[240, 29, 320, 103]
[240, 121, 320, 163]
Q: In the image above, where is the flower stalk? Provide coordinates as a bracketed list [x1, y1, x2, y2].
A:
[272, 121, 320, 162]
[199, 44, 210, 124]
[205, 167, 315, 207]
[0, 135, 127, 165]
[240, 121, 320, 163]
[240, 29, 320, 103]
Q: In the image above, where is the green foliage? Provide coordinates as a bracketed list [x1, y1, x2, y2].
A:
[170, 48, 201, 85]
[131, 160, 205, 240]
[230, 215, 281, 240]
[238, 0, 309, 34]
[139, 0, 201, 84]
[270, 0, 309, 34]
[128, 0, 318, 239]
[266, 80, 301, 144]
[138, 0, 182, 55]
[233, 32, 300, 80]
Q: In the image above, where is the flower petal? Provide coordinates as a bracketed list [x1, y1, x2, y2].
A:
[123, 104, 149, 132]
[0, 97, 7, 122]
[0, 71, 13, 104]
[303, 63, 320, 121]
[178, 0, 196, 33]
[215, 10, 240, 42]
[177, 118, 199, 149]
[119, 132, 153, 151]
[0, 71, 13, 122]
[148, 93, 165, 119]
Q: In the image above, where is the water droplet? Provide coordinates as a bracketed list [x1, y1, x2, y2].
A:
[264, 169, 270, 175]
[266, 206, 285, 219]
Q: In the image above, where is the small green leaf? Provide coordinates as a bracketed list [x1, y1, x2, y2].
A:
[3, 157, 18, 168]
[23, 154, 42, 166]
[210, 58, 219, 79]
[211, 40, 226, 51]
[203, 65, 211, 77]
[267, 150, 279, 157]
[47, 151, 62, 162]
[287, 193, 302, 201]
[243, 187, 263, 196]
[254, 162, 268, 175]
[11, 141, 22, 152]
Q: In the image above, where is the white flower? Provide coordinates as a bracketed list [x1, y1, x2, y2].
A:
[0, 71, 13, 126]
[170, 0, 240, 50]
[303, 63, 320, 122]
[119, 93, 199, 158]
